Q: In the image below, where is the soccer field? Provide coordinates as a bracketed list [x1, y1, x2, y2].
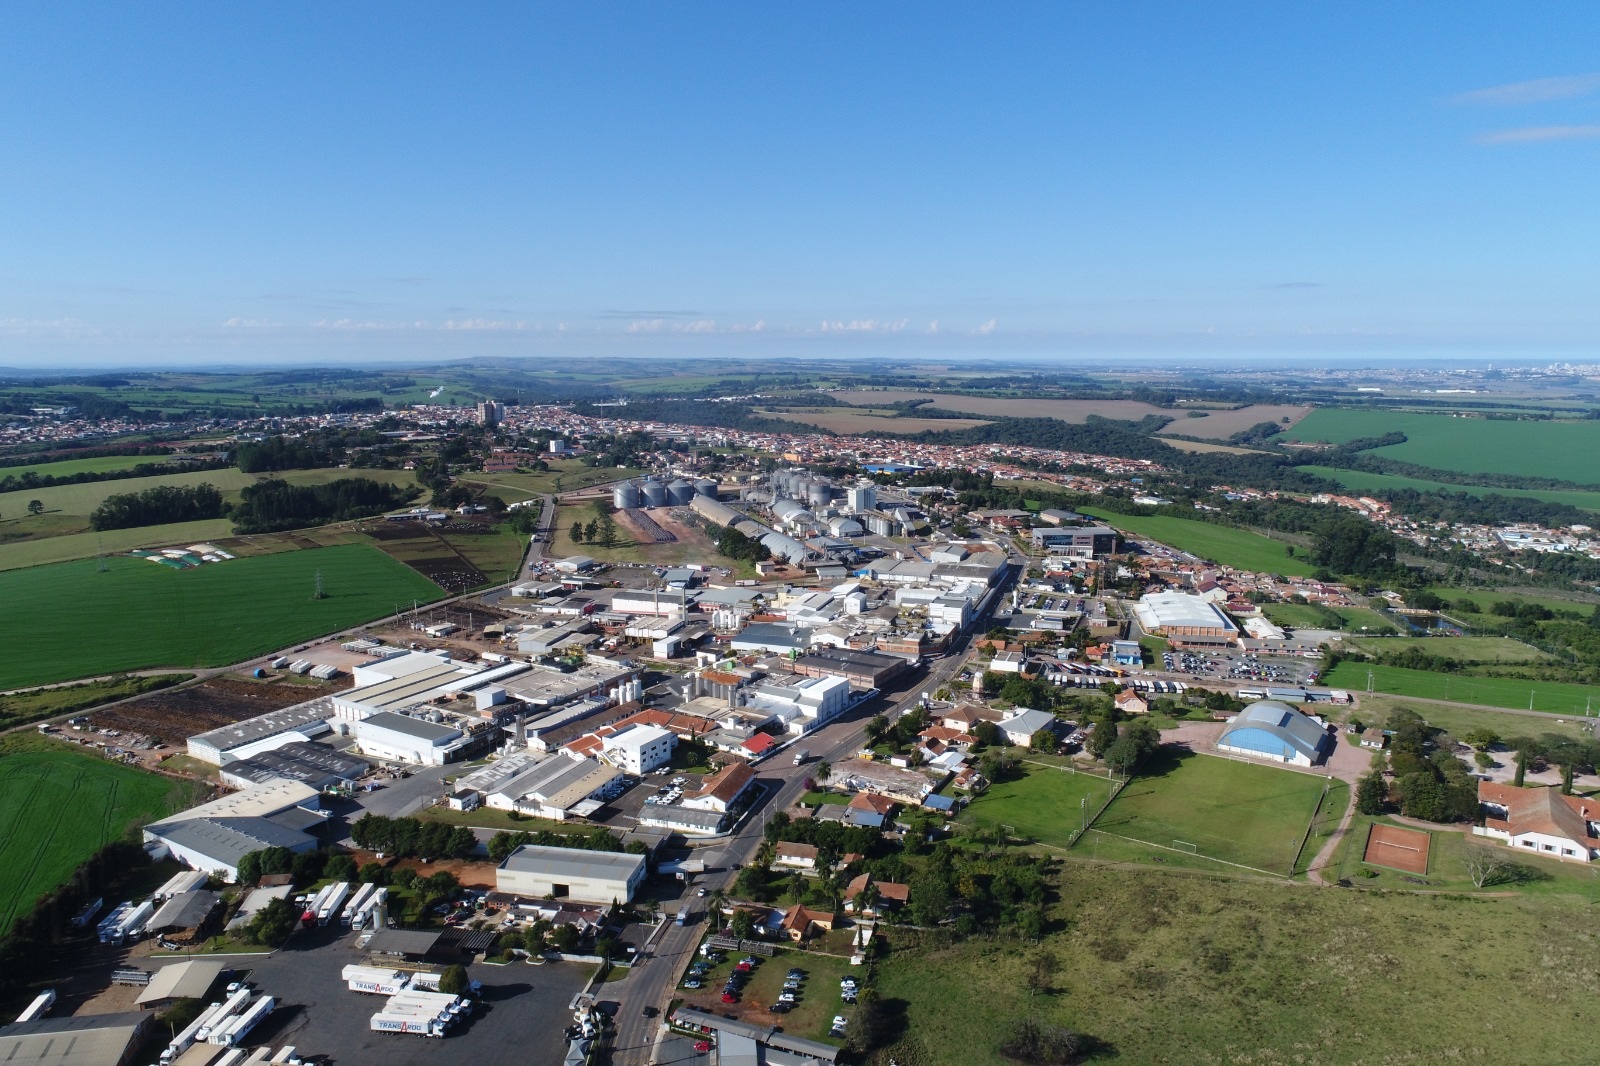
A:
[959, 762, 1121, 847]
[0, 544, 445, 689]
[1092, 748, 1330, 873]
[0, 741, 179, 935]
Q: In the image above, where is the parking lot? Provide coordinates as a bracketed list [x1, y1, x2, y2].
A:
[230, 922, 592, 1065]
[1159, 649, 1318, 686]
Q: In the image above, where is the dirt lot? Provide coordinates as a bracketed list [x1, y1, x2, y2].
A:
[1364, 822, 1431, 874]
[91, 677, 329, 746]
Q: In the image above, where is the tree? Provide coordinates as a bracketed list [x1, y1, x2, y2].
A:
[437, 964, 470, 996]
[324, 853, 358, 883]
[246, 896, 299, 947]
[1086, 717, 1118, 760]
[1462, 843, 1515, 889]
[26, 499, 43, 516]
[1473, 751, 1494, 771]
[1355, 771, 1388, 815]
[582, 520, 598, 543]
[730, 908, 756, 939]
[549, 923, 580, 952]
[814, 761, 831, 786]
[1462, 729, 1501, 751]
[999, 1017, 1098, 1065]
[570, 521, 585, 543]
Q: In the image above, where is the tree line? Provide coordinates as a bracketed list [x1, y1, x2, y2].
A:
[230, 477, 415, 534]
[349, 814, 478, 860]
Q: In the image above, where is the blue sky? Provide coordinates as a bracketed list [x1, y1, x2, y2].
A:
[2, 3, 1598, 367]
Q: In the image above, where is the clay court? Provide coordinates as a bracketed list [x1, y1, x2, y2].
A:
[1363, 823, 1431, 874]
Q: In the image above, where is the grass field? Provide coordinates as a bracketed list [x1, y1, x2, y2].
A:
[1334, 694, 1597, 747]
[1091, 748, 1331, 874]
[2, 454, 179, 480]
[460, 459, 645, 502]
[0, 517, 238, 571]
[0, 674, 192, 729]
[1341, 634, 1551, 662]
[0, 467, 257, 526]
[959, 762, 1121, 848]
[1323, 661, 1600, 715]
[0, 544, 444, 689]
[1298, 464, 1600, 512]
[873, 863, 1600, 1066]
[1284, 408, 1600, 483]
[0, 736, 183, 935]
[757, 408, 994, 435]
[1428, 586, 1596, 618]
[1081, 507, 1318, 576]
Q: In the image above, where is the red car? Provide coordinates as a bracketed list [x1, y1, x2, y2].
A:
[721, 993, 737, 1003]
[734, 962, 752, 973]
[694, 1042, 712, 1053]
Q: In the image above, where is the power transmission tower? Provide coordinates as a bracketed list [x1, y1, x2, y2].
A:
[313, 569, 326, 599]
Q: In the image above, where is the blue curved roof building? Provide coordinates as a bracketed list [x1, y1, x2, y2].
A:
[1217, 700, 1332, 766]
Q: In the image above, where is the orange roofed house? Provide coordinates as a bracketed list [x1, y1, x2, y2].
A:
[1475, 781, 1600, 862]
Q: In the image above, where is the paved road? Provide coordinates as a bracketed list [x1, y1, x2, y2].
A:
[606, 575, 1009, 1065]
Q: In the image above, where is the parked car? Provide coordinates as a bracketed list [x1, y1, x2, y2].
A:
[682, 979, 703, 989]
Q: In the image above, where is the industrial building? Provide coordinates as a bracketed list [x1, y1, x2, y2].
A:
[1030, 525, 1118, 558]
[496, 844, 647, 904]
[185, 696, 335, 766]
[480, 752, 625, 820]
[217, 741, 369, 791]
[0, 1012, 154, 1066]
[599, 723, 676, 774]
[350, 711, 470, 766]
[1132, 591, 1239, 648]
[1216, 701, 1333, 766]
[144, 781, 325, 882]
[791, 648, 907, 690]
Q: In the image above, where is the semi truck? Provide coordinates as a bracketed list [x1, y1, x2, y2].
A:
[370, 1012, 446, 1038]
[196, 988, 253, 1042]
[14, 990, 55, 1023]
[676, 904, 690, 926]
[161, 1000, 229, 1064]
[342, 966, 411, 996]
[342, 883, 379, 926]
[316, 882, 352, 925]
[209, 995, 274, 1046]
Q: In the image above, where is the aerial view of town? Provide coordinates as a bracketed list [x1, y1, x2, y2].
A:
[3, 6, 1599, 1066]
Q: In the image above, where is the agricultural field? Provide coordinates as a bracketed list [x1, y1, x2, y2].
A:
[0, 544, 444, 690]
[1152, 403, 1311, 438]
[1283, 408, 1600, 483]
[873, 863, 1600, 1066]
[757, 407, 993, 435]
[1150, 437, 1264, 455]
[1081, 507, 1318, 576]
[827, 390, 1172, 422]
[1089, 748, 1331, 874]
[0, 466, 256, 527]
[1322, 662, 1600, 716]
[0, 736, 183, 935]
[1340, 634, 1551, 663]
[1297, 464, 1600, 512]
[1, 453, 181, 480]
[959, 762, 1121, 848]
[362, 516, 527, 591]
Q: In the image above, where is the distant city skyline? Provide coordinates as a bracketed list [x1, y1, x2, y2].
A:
[3, 3, 1598, 367]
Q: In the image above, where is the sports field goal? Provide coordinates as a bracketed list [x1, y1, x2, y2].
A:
[1172, 840, 1199, 854]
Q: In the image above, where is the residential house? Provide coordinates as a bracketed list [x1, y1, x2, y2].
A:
[1112, 689, 1149, 716]
[774, 842, 820, 872]
[1475, 781, 1600, 862]
[779, 904, 836, 941]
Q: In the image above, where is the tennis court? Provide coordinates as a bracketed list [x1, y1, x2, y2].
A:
[1363, 823, 1431, 874]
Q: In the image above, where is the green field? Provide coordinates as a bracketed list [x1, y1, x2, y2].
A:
[1285, 409, 1600, 483]
[1081, 507, 1317, 576]
[1341, 635, 1551, 663]
[2, 453, 180, 480]
[0, 544, 445, 689]
[0, 738, 181, 934]
[461, 459, 645, 501]
[874, 863, 1600, 1066]
[0, 518, 238, 572]
[1298, 464, 1600, 512]
[1323, 661, 1600, 715]
[0, 467, 258, 524]
[1091, 748, 1331, 874]
[959, 763, 1121, 848]
[1334, 694, 1596, 747]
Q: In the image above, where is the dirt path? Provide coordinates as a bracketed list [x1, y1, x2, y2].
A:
[1304, 784, 1356, 886]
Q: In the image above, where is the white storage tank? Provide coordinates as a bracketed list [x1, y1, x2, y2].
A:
[613, 481, 642, 510]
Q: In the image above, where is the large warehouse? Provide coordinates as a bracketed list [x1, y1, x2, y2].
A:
[1132, 591, 1239, 648]
[144, 780, 325, 882]
[350, 710, 470, 766]
[496, 844, 646, 905]
[1217, 701, 1333, 766]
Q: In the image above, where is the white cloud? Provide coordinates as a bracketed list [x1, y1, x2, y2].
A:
[820, 319, 908, 333]
[679, 320, 717, 333]
[971, 318, 998, 335]
[1453, 73, 1600, 106]
[626, 318, 666, 333]
[729, 320, 766, 333]
[0, 316, 95, 336]
[441, 318, 524, 330]
[1474, 124, 1600, 145]
[927, 320, 940, 334]
[222, 317, 280, 328]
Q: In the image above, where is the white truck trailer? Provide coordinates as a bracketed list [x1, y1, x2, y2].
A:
[14, 990, 55, 1023]
[161, 1000, 229, 1063]
[210, 995, 274, 1046]
[342, 966, 411, 996]
[316, 882, 352, 925]
[196, 987, 253, 1042]
[370, 1012, 446, 1038]
[342, 883, 379, 925]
